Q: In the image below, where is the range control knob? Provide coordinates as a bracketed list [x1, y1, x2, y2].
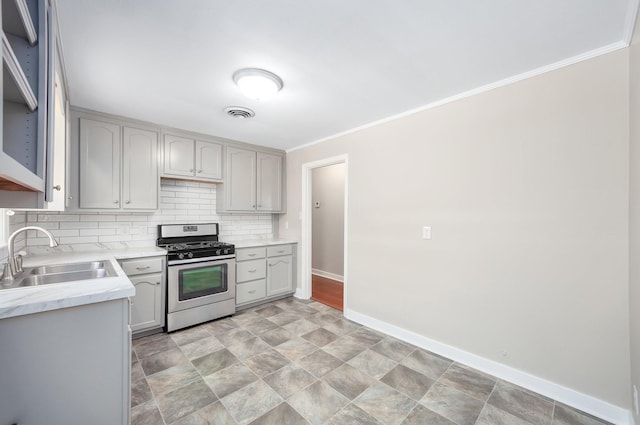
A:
[216, 249, 222, 255]
[187, 252, 194, 259]
[177, 253, 185, 260]
[223, 248, 230, 254]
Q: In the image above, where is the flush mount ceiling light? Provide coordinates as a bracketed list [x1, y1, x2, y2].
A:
[233, 68, 283, 101]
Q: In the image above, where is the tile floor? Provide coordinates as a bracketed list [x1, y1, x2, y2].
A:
[131, 297, 612, 425]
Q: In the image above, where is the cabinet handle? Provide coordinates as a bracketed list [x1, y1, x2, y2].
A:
[114, 200, 119, 204]
[277, 250, 284, 253]
[68, 196, 73, 200]
[248, 290, 256, 294]
[248, 253, 256, 257]
[155, 281, 161, 285]
[248, 269, 257, 273]
[135, 265, 150, 270]
[197, 169, 203, 173]
[53, 185, 61, 191]
[189, 169, 194, 172]
[125, 200, 131, 204]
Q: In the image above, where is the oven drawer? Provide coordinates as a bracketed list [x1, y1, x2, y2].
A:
[237, 259, 267, 282]
[120, 257, 164, 276]
[267, 245, 293, 257]
[236, 247, 266, 262]
[236, 279, 266, 305]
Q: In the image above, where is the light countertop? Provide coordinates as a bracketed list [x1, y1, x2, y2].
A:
[228, 239, 298, 248]
[0, 247, 166, 320]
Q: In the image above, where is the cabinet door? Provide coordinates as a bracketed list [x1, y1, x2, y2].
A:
[163, 135, 194, 177]
[195, 140, 222, 180]
[226, 147, 256, 211]
[256, 152, 282, 212]
[266, 255, 293, 297]
[122, 127, 158, 209]
[129, 273, 163, 332]
[79, 118, 121, 209]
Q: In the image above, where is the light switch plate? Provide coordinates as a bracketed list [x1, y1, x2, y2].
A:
[423, 226, 431, 240]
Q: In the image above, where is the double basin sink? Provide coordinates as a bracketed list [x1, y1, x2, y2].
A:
[5, 260, 116, 288]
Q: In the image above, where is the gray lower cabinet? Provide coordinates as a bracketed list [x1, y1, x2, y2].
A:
[236, 243, 296, 309]
[0, 299, 131, 425]
[120, 256, 166, 335]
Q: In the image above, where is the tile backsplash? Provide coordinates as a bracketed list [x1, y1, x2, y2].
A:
[8, 180, 275, 255]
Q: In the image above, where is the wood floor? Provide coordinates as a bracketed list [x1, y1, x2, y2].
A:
[311, 274, 343, 311]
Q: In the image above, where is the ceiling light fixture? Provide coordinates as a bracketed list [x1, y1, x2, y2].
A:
[233, 68, 283, 101]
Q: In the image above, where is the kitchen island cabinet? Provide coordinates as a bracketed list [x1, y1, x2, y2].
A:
[0, 298, 131, 425]
[235, 241, 296, 309]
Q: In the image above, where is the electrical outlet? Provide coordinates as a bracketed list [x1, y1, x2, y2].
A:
[422, 226, 431, 240]
[634, 385, 639, 416]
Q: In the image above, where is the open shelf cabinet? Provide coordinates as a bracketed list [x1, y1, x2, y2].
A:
[0, 0, 55, 207]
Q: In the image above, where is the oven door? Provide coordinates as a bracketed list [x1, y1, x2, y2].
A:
[167, 257, 236, 313]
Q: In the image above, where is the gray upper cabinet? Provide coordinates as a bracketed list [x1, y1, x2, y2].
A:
[79, 118, 120, 209]
[218, 146, 284, 213]
[76, 116, 158, 211]
[0, 0, 60, 208]
[162, 134, 222, 181]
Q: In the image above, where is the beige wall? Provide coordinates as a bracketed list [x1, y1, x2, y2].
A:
[312, 164, 345, 277]
[282, 50, 631, 407]
[629, 9, 640, 422]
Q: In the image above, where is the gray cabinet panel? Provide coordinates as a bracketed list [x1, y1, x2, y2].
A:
[267, 255, 293, 297]
[163, 134, 194, 177]
[0, 299, 131, 425]
[227, 146, 257, 211]
[123, 126, 158, 209]
[79, 118, 121, 209]
[257, 152, 282, 211]
[75, 116, 159, 211]
[120, 256, 166, 335]
[196, 140, 222, 179]
[220, 147, 284, 213]
[162, 134, 223, 181]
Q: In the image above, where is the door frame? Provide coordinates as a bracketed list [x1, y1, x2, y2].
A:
[299, 154, 348, 310]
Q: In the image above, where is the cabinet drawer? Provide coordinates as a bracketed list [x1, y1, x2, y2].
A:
[267, 244, 292, 257]
[237, 259, 267, 282]
[120, 257, 164, 276]
[236, 280, 266, 305]
[236, 247, 266, 261]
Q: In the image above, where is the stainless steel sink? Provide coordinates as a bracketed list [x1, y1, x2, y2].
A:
[17, 268, 113, 287]
[29, 261, 108, 275]
[2, 260, 117, 288]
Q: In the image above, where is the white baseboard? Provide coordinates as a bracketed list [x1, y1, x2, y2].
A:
[344, 307, 631, 425]
[311, 269, 344, 282]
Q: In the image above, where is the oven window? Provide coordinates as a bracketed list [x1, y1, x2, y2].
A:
[179, 263, 228, 301]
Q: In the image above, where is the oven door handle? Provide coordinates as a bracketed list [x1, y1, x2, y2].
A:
[167, 254, 236, 266]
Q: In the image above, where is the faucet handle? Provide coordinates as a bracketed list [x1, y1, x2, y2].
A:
[14, 254, 23, 274]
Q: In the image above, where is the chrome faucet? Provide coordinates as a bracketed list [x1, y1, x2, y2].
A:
[1, 226, 59, 282]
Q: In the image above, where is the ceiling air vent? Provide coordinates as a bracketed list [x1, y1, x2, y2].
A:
[225, 106, 255, 119]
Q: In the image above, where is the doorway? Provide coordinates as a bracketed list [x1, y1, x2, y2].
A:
[300, 155, 348, 311]
[311, 163, 345, 310]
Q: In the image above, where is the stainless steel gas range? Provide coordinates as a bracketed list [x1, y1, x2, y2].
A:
[157, 223, 235, 332]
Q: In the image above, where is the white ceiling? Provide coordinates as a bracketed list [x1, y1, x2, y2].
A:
[55, 0, 637, 151]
